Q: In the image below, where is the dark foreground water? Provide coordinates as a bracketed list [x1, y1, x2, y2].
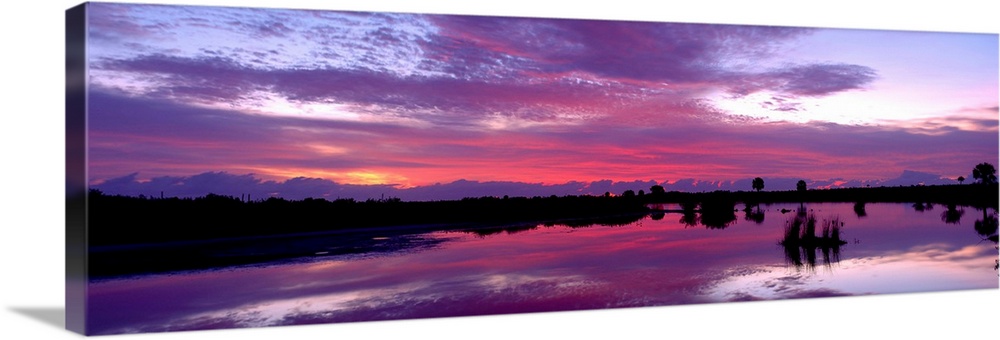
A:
[87, 203, 999, 334]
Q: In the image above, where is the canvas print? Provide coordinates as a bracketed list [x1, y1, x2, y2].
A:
[66, 2, 999, 336]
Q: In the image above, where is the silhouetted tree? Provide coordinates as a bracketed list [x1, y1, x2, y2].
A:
[797, 180, 807, 192]
[650, 185, 665, 195]
[972, 162, 997, 185]
[957, 176, 965, 184]
[752, 177, 765, 192]
[622, 190, 636, 198]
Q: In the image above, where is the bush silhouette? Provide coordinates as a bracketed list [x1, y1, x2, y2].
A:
[973, 162, 997, 185]
[752, 177, 765, 192]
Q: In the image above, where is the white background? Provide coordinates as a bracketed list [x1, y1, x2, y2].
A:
[1, 1, 997, 339]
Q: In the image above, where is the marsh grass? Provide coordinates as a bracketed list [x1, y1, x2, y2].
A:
[780, 213, 847, 269]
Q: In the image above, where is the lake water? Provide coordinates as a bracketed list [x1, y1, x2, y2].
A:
[87, 202, 999, 335]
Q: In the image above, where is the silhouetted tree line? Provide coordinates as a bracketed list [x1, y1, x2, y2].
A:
[643, 183, 998, 208]
[89, 175, 997, 247]
[640, 183, 996, 230]
[88, 189, 651, 246]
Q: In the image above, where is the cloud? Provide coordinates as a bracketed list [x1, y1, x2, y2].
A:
[88, 86, 998, 195]
[95, 53, 627, 126]
[87, 3, 178, 41]
[878, 105, 1000, 134]
[88, 3, 442, 75]
[768, 63, 878, 96]
[84, 5, 996, 192]
[726, 63, 878, 98]
[85, 91, 446, 183]
[86, 4, 896, 150]
[87, 7, 834, 130]
[424, 16, 813, 83]
[880, 170, 957, 187]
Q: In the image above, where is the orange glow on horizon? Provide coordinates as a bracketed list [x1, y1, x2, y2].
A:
[248, 167, 413, 187]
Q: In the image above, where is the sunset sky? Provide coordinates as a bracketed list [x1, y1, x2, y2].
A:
[84, 3, 999, 200]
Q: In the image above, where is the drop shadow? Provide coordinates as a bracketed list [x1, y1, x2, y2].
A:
[8, 307, 65, 330]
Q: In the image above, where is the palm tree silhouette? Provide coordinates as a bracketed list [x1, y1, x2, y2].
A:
[972, 162, 997, 185]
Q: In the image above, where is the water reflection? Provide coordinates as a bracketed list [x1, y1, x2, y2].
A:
[743, 203, 765, 224]
[465, 224, 539, 237]
[971, 208, 999, 273]
[87, 203, 999, 335]
[678, 200, 698, 227]
[464, 214, 648, 238]
[662, 198, 745, 229]
[679, 211, 699, 227]
[706, 243, 995, 302]
[89, 229, 453, 278]
[854, 202, 867, 218]
[698, 196, 737, 229]
[650, 211, 665, 221]
[974, 210, 998, 241]
[553, 214, 646, 228]
[941, 204, 965, 224]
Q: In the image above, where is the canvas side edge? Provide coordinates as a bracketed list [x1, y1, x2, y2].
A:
[66, 2, 88, 335]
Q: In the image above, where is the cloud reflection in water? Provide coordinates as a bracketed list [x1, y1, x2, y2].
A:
[87, 203, 998, 335]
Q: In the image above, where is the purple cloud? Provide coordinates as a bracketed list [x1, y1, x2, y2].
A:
[768, 63, 878, 96]
[424, 16, 812, 83]
[96, 53, 624, 126]
[83, 5, 996, 196]
[89, 11, 882, 136]
[85, 91, 446, 182]
[88, 6, 886, 136]
[726, 63, 877, 98]
[87, 87, 997, 195]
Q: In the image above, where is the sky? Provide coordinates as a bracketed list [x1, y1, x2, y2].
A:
[83, 2, 999, 200]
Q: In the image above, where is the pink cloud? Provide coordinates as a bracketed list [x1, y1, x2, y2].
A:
[85, 6, 996, 197]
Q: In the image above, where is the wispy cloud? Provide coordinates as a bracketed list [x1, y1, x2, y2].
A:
[84, 3, 998, 193]
[88, 5, 869, 129]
